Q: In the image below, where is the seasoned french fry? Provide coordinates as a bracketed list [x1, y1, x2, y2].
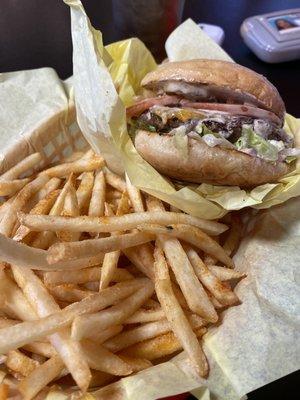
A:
[125, 174, 144, 212]
[90, 325, 123, 344]
[71, 281, 154, 340]
[207, 265, 246, 281]
[49, 285, 94, 303]
[81, 341, 132, 376]
[44, 267, 133, 286]
[41, 154, 104, 178]
[0, 279, 148, 353]
[0, 153, 42, 181]
[76, 171, 94, 213]
[13, 189, 60, 242]
[0, 178, 31, 197]
[19, 211, 227, 236]
[104, 314, 204, 353]
[0, 233, 104, 271]
[89, 170, 105, 218]
[0, 174, 49, 237]
[119, 327, 207, 361]
[0, 269, 36, 321]
[32, 177, 61, 204]
[22, 342, 57, 358]
[139, 224, 234, 268]
[123, 247, 154, 280]
[99, 195, 129, 290]
[158, 235, 217, 322]
[18, 355, 64, 400]
[47, 232, 155, 264]
[31, 175, 74, 249]
[104, 169, 126, 193]
[153, 244, 208, 377]
[12, 265, 91, 391]
[125, 308, 165, 324]
[6, 350, 39, 377]
[57, 180, 80, 242]
[184, 246, 239, 306]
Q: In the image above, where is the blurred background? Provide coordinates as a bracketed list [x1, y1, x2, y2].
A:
[0, 0, 298, 399]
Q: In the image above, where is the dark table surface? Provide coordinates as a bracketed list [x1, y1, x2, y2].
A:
[0, 0, 298, 398]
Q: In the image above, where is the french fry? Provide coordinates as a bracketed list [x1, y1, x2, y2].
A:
[0, 233, 104, 271]
[22, 342, 57, 359]
[125, 308, 165, 324]
[18, 211, 227, 236]
[89, 370, 115, 388]
[6, 350, 39, 377]
[119, 327, 207, 361]
[88, 381, 125, 400]
[76, 172, 94, 214]
[89, 170, 105, 218]
[0, 174, 49, 237]
[158, 235, 217, 322]
[184, 246, 239, 306]
[41, 154, 104, 178]
[101, 194, 131, 290]
[0, 383, 9, 400]
[71, 281, 154, 340]
[117, 355, 152, 372]
[44, 267, 133, 286]
[0, 153, 42, 181]
[123, 247, 154, 280]
[104, 314, 204, 353]
[0, 279, 148, 353]
[30, 175, 74, 249]
[18, 355, 64, 400]
[47, 231, 155, 264]
[32, 177, 61, 204]
[125, 174, 144, 212]
[0, 269, 37, 321]
[57, 181, 80, 242]
[13, 189, 60, 242]
[104, 169, 126, 193]
[81, 341, 132, 375]
[49, 285, 94, 303]
[139, 224, 234, 268]
[89, 325, 123, 344]
[153, 244, 208, 377]
[207, 265, 246, 281]
[0, 178, 31, 196]
[12, 265, 91, 391]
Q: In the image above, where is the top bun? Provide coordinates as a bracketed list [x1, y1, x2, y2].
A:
[141, 60, 285, 121]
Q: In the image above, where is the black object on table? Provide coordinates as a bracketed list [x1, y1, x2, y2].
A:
[0, 0, 298, 398]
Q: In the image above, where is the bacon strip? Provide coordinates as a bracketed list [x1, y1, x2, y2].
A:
[179, 100, 281, 125]
[126, 95, 181, 117]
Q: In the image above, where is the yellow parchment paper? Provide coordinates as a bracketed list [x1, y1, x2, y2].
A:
[66, 2, 300, 220]
[64, 1, 300, 398]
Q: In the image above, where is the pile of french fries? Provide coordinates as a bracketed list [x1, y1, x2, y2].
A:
[0, 149, 246, 399]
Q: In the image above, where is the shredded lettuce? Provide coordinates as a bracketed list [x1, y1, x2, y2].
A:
[286, 156, 297, 164]
[235, 126, 279, 162]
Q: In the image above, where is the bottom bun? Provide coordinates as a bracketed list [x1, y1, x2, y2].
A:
[134, 130, 289, 187]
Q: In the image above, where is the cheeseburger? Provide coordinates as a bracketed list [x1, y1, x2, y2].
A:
[127, 60, 299, 187]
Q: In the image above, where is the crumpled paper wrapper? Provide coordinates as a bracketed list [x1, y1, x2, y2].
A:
[165, 19, 233, 62]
